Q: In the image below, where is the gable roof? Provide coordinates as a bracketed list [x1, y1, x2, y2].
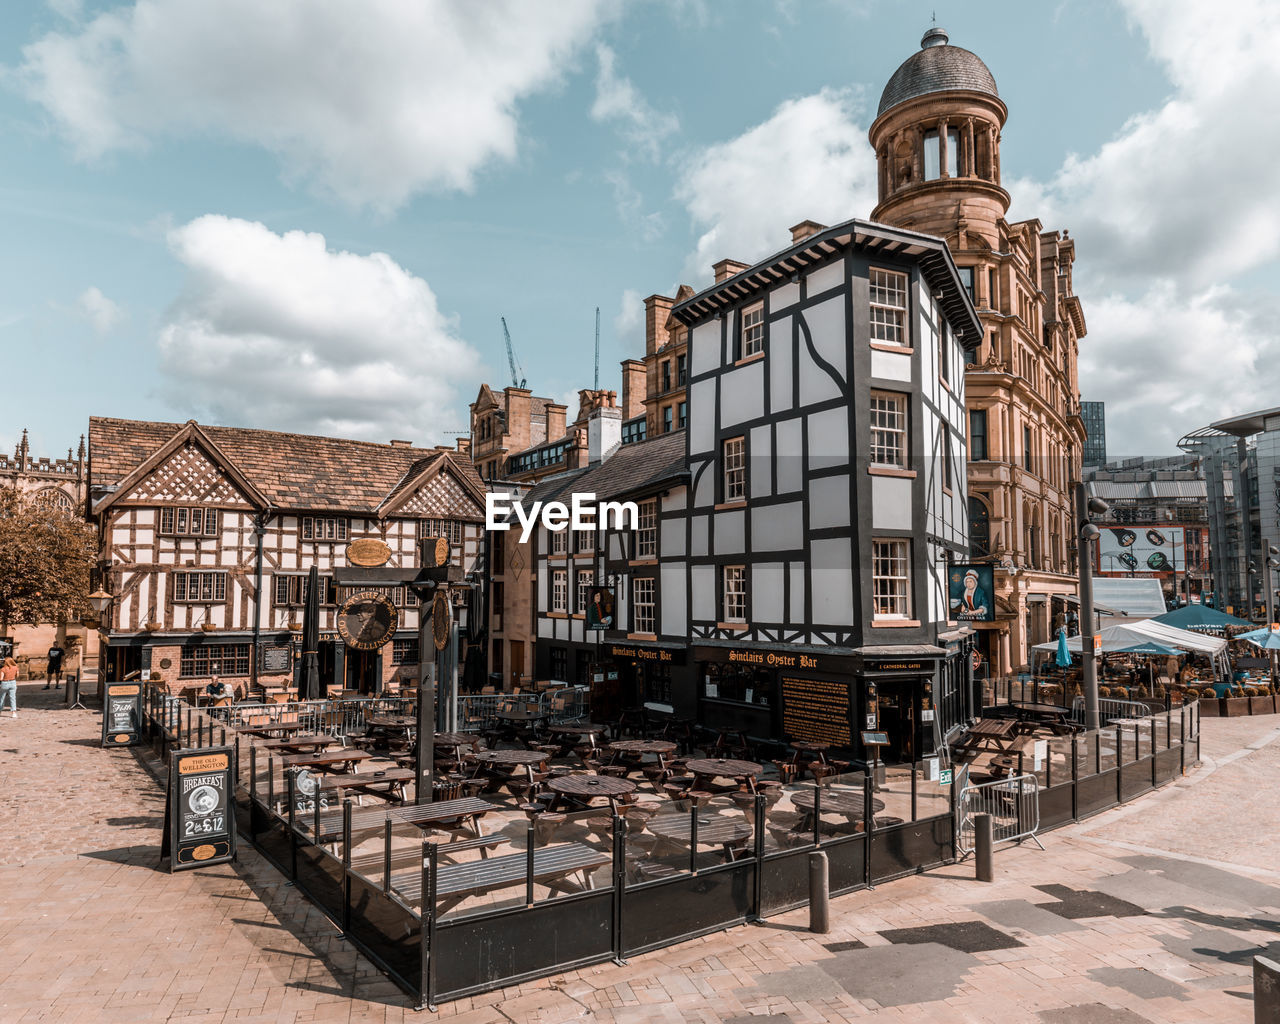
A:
[566, 430, 687, 503]
[88, 416, 486, 516]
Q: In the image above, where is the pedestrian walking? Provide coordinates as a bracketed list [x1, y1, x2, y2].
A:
[1, 656, 18, 718]
[44, 642, 65, 690]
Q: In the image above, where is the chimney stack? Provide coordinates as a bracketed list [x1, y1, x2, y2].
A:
[620, 359, 646, 420]
[389, 439, 413, 447]
[713, 258, 750, 284]
[790, 220, 827, 244]
[545, 403, 568, 441]
[588, 406, 623, 464]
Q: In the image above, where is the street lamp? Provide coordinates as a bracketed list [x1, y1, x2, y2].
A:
[87, 590, 113, 701]
[1074, 484, 1109, 731]
[1263, 545, 1280, 626]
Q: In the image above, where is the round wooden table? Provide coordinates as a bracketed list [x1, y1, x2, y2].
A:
[547, 773, 636, 811]
[608, 739, 677, 771]
[686, 757, 763, 792]
[789, 740, 831, 763]
[470, 750, 548, 768]
[433, 732, 477, 748]
[368, 715, 417, 728]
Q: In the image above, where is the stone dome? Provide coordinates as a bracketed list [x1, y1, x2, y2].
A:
[876, 27, 999, 118]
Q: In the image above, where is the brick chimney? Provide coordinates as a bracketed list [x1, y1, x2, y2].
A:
[620, 359, 646, 420]
[644, 294, 673, 356]
[545, 403, 568, 441]
[790, 220, 827, 244]
[588, 406, 623, 464]
[713, 258, 750, 284]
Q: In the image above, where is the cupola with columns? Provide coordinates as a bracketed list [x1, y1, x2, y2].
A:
[868, 26, 1009, 245]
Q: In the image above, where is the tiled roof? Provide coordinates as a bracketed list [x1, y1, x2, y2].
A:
[568, 430, 687, 502]
[88, 416, 485, 514]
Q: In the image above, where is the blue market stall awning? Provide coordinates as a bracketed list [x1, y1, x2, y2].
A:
[1243, 630, 1280, 652]
[1112, 641, 1183, 656]
[1154, 604, 1256, 631]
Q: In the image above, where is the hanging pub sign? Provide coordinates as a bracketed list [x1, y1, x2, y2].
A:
[101, 682, 143, 747]
[336, 590, 398, 651]
[585, 585, 617, 630]
[161, 746, 236, 871]
[948, 564, 995, 622]
[431, 591, 452, 651]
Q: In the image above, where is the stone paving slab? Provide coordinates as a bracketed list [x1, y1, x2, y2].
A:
[2, 685, 1279, 1022]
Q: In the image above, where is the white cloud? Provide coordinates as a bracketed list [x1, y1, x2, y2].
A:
[606, 169, 665, 242]
[1010, 0, 1280, 453]
[1080, 283, 1280, 455]
[157, 215, 482, 443]
[674, 88, 877, 282]
[47, 0, 83, 20]
[614, 288, 644, 344]
[76, 285, 123, 332]
[590, 44, 678, 160]
[17, 0, 607, 211]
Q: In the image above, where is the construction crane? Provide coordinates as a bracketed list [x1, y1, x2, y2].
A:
[501, 317, 526, 389]
[593, 307, 601, 390]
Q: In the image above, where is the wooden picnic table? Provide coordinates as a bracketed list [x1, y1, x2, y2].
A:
[279, 749, 373, 773]
[368, 714, 417, 728]
[1009, 701, 1077, 736]
[686, 757, 763, 794]
[545, 722, 609, 755]
[389, 842, 610, 913]
[233, 719, 306, 738]
[547, 774, 636, 812]
[316, 796, 500, 843]
[789, 788, 884, 819]
[956, 718, 1020, 755]
[647, 813, 753, 856]
[318, 767, 413, 803]
[256, 734, 339, 753]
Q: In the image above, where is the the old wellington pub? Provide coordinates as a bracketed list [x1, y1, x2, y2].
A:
[87, 417, 485, 696]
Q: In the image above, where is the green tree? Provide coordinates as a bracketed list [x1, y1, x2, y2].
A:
[0, 488, 96, 636]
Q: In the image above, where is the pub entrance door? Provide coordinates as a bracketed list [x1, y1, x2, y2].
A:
[875, 680, 919, 764]
[109, 645, 142, 684]
[346, 649, 380, 694]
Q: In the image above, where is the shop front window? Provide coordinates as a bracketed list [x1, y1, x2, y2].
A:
[701, 662, 772, 706]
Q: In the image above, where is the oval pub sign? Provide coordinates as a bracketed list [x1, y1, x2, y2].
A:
[336, 591, 398, 651]
[346, 537, 392, 568]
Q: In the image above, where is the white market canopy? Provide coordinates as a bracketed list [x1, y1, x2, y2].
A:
[1091, 578, 1170, 622]
[1033, 620, 1228, 657]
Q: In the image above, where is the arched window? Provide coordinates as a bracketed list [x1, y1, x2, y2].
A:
[34, 488, 75, 516]
[968, 495, 991, 557]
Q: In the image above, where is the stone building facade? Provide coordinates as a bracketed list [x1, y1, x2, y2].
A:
[869, 27, 1088, 674]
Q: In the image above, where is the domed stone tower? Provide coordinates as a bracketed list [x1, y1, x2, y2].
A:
[869, 27, 1008, 245]
[869, 27, 1089, 682]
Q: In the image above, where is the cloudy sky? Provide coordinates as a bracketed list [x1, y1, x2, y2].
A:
[2, 0, 1277, 461]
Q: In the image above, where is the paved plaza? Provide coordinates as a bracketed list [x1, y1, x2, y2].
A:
[2, 683, 1279, 1023]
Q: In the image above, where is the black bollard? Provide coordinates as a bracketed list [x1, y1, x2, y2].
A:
[975, 813, 994, 883]
[809, 851, 830, 933]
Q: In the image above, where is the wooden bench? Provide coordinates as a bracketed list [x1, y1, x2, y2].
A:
[315, 796, 498, 843]
[388, 841, 611, 912]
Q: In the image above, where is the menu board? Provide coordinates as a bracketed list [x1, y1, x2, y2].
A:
[260, 644, 292, 675]
[162, 746, 236, 871]
[291, 768, 332, 817]
[100, 683, 143, 747]
[781, 676, 852, 746]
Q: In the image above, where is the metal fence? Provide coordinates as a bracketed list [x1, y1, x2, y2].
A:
[1069, 695, 1152, 724]
[956, 773, 1042, 856]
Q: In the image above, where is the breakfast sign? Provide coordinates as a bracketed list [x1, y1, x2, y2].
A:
[161, 746, 237, 872]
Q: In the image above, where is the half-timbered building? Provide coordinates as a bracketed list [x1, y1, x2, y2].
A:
[87, 418, 485, 697]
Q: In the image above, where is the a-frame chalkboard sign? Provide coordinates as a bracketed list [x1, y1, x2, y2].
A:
[101, 682, 143, 747]
[161, 746, 237, 871]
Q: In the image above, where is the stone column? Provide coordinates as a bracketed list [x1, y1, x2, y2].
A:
[915, 126, 926, 183]
[994, 132, 1002, 182]
[938, 118, 949, 178]
[964, 118, 975, 176]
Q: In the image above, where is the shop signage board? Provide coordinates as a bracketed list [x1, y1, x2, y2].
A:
[781, 675, 852, 746]
[101, 682, 143, 747]
[161, 746, 236, 871]
[608, 643, 683, 664]
[861, 731, 890, 747]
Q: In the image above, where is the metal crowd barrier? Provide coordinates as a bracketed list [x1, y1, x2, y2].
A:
[1070, 696, 1151, 724]
[456, 685, 590, 732]
[206, 696, 415, 734]
[955, 772, 1043, 856]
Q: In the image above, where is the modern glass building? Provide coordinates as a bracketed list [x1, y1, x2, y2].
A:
[1081, 401, 1107, 466]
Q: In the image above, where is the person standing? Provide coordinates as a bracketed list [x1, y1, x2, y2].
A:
[0, 657, 18, 718]
[44, 642, 65, 690]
